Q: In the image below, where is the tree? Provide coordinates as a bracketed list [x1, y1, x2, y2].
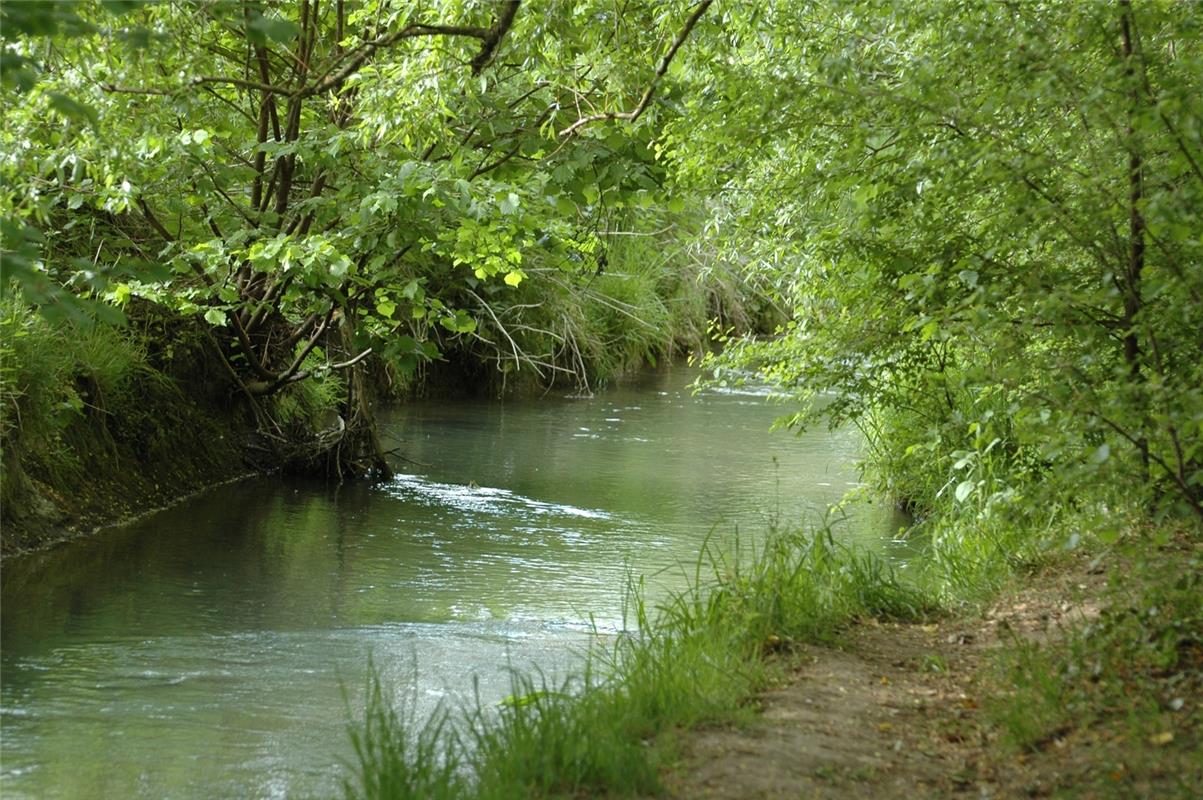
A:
[2, 0, 717, 475]
[671, 1, 1203, 523]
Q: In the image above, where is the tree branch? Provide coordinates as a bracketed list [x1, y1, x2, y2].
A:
[251, 346, 374, 393]
[102, 75, 288, 96]
[470, 0, 521, 75]
[559, 0, 713, 137]
[306, 23, 489, 97]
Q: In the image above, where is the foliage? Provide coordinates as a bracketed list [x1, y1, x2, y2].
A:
[2, 1, 718, 373]
[681, 1, 1203, 534]
[0, 298, 154, 459]
[5, 0, 1202, 788]
[2, 0, 741, 472]
[406, 207, 747, 396]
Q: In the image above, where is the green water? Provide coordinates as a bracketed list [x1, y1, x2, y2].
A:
[0, 367, 905, 799]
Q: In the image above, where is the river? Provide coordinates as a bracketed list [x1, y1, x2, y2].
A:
[0, 366, 905, 799]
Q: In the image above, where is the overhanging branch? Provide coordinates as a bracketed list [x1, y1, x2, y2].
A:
[305, 1, 522, 97]
[559, 0, 713, 137]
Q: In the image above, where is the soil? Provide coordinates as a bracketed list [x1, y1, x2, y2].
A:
[662, 550, 1199, 799]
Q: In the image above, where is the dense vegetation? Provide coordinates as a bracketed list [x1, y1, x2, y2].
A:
[2, 0, 754, 486]
[687, 1, 1203, 571]
[2, 0, 1201, 797]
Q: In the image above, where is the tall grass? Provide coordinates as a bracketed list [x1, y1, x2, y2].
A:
[0, 299, 165, 500]
[344, 526, 935, 800]
[404, 210, 763, 398]
[0, 299, 155, 447]
[344, 664, 466, 800]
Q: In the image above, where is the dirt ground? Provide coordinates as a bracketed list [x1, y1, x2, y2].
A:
[660, 552, 1193, 799]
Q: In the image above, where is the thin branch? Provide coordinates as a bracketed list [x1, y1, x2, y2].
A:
[277, 304, 337, 386]
[559, 0, 713, 137]
[197, 159, 259, 227]
[269, 346, 374, 390]
[137, 198, 175, 242]
[305, 23, 491, 97]
[471, 142, 525, 178]
[102, 75, 288, 97]
[466, 288, 522, 368]
[470, 0, 522, 75]
[599, 224, 675, 237]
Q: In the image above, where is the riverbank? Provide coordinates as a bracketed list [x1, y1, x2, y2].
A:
[0, 301, 259, 556]
[666, 534, 1202, 798]
[342, 525, 1201, 800]
[1, 223, 759, 558]
[343, 527, 931, 799]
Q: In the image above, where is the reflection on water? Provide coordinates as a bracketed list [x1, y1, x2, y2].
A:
[0, 366, 906, 799]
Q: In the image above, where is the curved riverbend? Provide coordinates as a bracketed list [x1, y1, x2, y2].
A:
[1, 367, 906, 799]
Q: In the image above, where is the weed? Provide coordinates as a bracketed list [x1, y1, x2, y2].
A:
[344, 665, 466, 800]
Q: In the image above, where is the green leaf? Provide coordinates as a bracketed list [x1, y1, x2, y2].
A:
[438, 310, 476, 333]
[47, 92, 98, 127]
[247, 13, 299, 44]
[554, 195, 576, 215]
[99, 0, 145, 13]
[396, 353, 419, 377]
[0, 52, 39, 91]
[954, 479, 976, 503]
[204, 308, 228, 326]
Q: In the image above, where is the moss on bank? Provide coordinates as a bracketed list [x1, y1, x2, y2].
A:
[0, 300, 253, 555]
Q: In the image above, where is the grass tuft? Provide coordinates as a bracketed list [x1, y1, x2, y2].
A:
[345, 524, 936, 799]
[344, 664, 466, 800]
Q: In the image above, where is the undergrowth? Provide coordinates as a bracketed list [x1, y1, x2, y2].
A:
[984, 536, 1203, 796]
[343, 526, 935, 800]
[0, 299, 158, 455]
[415, 212, 765, 398]
[0, 299, 255, 552]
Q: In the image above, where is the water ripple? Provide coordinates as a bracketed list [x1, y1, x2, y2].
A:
[385, 474, 613, 521]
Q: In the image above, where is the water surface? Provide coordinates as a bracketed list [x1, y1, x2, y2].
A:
[1, 367, 904, 798]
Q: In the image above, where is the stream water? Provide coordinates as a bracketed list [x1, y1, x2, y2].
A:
[0, 366, 906, 799]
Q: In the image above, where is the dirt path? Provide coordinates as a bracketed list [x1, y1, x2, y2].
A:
[663, 559, 1113, 799]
